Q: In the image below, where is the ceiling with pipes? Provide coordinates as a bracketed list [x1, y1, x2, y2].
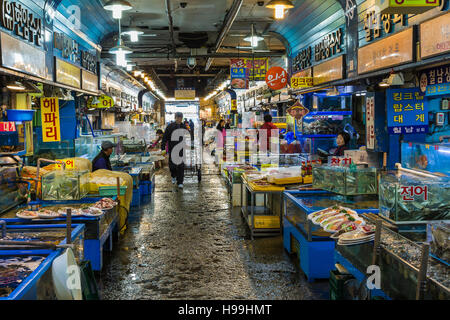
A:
[99, 0, 288, 97]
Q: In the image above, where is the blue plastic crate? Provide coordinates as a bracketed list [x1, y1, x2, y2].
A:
[131, 188, 141, 207]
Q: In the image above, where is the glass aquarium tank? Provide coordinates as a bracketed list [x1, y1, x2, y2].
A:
[401, 142, 450, 176]
[379, 171, 450, 222]
[312, 165, 378, 195]
[301, 111, 352, 135]
[41, 170, 89, 201]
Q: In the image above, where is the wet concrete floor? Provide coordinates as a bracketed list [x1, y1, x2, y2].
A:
[97, 164, 329, 300]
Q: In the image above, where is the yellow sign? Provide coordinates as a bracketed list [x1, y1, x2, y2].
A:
[88, 95, 114, 109]
[379, 0, 439, 14]
[40, 97, 61, 142]
[55, 58, 81, 88]
[231, 99, 237, 111]
[291, 77, 313, 89]
[56, 159, 75, 170]
[175, 89, 196, 100]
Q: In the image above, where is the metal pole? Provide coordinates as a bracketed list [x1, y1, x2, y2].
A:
[415, 243, 430, 300]
[372, 219, 382, 266]
[66, 208, 72, 245]
[116, 177, 121, 206]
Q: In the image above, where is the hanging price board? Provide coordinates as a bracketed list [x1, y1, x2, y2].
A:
[265, 67, 288, 91]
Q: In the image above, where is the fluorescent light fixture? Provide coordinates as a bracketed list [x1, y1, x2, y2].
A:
[103, 0, 132, 19]
[109, 40, 132, 68]
[6, 81, 26, 91]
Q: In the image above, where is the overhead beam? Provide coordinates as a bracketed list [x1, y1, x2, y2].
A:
[165, 0, 176, 53]
[102, 51, 285, 59]
[205, 0, 243, 71]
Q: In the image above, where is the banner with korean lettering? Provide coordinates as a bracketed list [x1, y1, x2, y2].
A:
[387, 88, 428, 135]
[419, 64, 450, 96]
[230, 67, 248, 89]
[40, 97, 61, 142]
[230, 58, 268, 81]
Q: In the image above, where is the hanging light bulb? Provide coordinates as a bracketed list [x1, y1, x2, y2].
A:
[109, 34, 132, 68]
[122, 29, 144, 42]
[266, 0, 294, 20]
[103, 0, 132, 19]
[243, 24, 264, 48]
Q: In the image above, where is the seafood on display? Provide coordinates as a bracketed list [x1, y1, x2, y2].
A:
[94, 198, 117, 210]
[57, 207, 83, 216]
[16, 210, 39, 219]
[78, 207, 104, 217]
[37, 209, 62, 219]
[308, 206, 364, 233]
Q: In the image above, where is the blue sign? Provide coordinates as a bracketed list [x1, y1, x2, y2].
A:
[387, 88, 429, 135]
[419, 64, 450, 94]
[231, 67, 246, 79]
[425, 83, 450, 97]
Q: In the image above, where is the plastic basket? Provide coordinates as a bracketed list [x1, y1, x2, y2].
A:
[6, 109, 36, 121]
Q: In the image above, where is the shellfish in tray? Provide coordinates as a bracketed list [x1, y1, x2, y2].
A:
[16, 210, 39, 220]
[37, 209, 62, 219]
[94, 198, 117, 210]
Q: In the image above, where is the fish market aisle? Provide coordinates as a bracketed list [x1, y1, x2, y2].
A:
[97, 165, 328, 300]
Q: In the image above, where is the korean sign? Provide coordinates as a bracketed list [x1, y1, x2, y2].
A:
[40, 97, 61, 142]
[420, 12, 450, 60]
[56, 159, 75, 170]
[366, 96, 375, 149]
[378, 0, 439, 15]
[358, 28, 413, 74]
[419, 64, 450, 95]
[230, 58, 268, 81]
[387, 88, 428, 135]
[0, 121, 15, 132]
[87, 95, 114, 109]
[265, 67, 288, 91]
[291, 76, 313, 89]
[230, 67, 248, 89]
[0, 0, 43, 46]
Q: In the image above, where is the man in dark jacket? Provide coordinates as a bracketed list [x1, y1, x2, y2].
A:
[92, 141, 116, 172]
[161, 112, 187, 189]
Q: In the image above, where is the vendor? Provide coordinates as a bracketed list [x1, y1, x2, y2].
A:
[333, 132, 350, 157]
[92, 141, 116, 172]
[149, 129, 164, 150]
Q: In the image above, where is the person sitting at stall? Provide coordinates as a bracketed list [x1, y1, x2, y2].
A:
[333, 132, 351, 157]
[259, 114, 279, 153]
[92, 141, 116, 172]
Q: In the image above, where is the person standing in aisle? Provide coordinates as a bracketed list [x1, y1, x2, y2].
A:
[161, 112, 187, 189]
[189, 119, 195, 147]
[259, 114, 279, 153]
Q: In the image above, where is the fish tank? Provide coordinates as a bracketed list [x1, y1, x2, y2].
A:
[312, 165, 378, 195]
[301, 111, 352, 135]
[40, 170, 89, 201]
[401, 142, 450, 176]
[379, 171, 450, 222]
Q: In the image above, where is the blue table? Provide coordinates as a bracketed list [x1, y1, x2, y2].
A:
[0, 224, 85, 300]
[1, 197, 120, 271]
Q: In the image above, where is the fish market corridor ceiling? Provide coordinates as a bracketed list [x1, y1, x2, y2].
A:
[97, 0, 288, 97]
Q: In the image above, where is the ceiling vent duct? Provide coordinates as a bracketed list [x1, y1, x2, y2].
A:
[178, 32, 209, 48]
